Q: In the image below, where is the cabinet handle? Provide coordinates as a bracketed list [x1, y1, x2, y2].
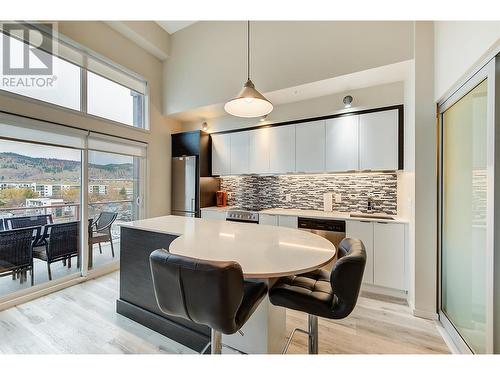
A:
[376, 222, 388, 224]
[360, 220, 371, 223]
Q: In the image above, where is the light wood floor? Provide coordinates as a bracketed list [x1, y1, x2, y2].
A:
[0, 272, 450, 354]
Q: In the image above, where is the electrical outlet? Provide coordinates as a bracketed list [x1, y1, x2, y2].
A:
[227, 192, 233, 199]
[285, 194, 292, 202]
[335, 193, 342, 203]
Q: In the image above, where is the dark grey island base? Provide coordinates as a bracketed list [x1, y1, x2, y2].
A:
[116, 226, 210, 352]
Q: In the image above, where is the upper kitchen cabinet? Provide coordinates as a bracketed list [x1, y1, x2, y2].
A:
[359, 109, 400, 170]
[325, 115, 359, 172]
[171, 130, 211, 177]
[211, 133, 231, 176]
[295, 120, 326, 173]
[249, 128, 270, 174]
[230, 132, 250, 175]
[269, 125, 295, 174]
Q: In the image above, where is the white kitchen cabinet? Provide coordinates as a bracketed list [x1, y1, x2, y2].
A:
[249, 128, 270, 174]
[230, 132, 249, 175]
[295, 120, 326, 173]
[373, 222, 405, 290]
[278, 215, 298, 229]
[359, 109, 399, 170]
[325, 115, 359, 172]
[269, 125, 295, 174]
[259, 214, 278, 226]
[346, 220, 374, 284]
[200, 210, 226, 221]
[211, 133, 231, 176]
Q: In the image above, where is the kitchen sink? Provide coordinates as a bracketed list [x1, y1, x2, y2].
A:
[350, 213, 395, 220]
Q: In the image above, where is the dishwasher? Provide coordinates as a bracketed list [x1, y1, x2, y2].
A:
[298, 217, 346, 271]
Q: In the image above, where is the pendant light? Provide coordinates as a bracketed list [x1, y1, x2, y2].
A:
[224, 21, 273, 118]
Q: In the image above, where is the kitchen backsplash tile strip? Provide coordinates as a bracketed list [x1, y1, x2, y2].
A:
[220, 173, 398, 215]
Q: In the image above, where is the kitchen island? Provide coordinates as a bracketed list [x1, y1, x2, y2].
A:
[117, 215, 335, 354]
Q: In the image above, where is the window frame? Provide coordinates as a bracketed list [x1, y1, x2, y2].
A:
[0, 26, 150, 132]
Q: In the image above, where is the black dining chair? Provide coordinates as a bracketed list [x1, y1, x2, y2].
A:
[0, 227, 37, 286]
[34, 221, 80, 280]
[6, 214, 53, 230]
[149, 250, 268, 354]
[269, 238, 366, 354]
[89, 212, 117, 257]
[0, 218, 5, 232]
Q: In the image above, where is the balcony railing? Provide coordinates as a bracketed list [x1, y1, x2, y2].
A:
[0, 200, 134, 239]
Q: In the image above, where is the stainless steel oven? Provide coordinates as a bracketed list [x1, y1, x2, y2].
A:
[225, 209, 259, 224]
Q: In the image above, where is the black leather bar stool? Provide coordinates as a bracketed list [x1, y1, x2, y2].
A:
[150, 249, 268, 354]
[269, 238, 366, 354]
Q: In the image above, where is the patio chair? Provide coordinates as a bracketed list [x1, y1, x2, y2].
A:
[6, 214, 53, 230]
[89, 212, 117, 258]
[0, 227, 37, 286]
[34, 221, 80, 280]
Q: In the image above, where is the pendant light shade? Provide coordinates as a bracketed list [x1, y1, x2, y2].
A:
[225, 21, 273, 118]
[224, 79, 273, 118]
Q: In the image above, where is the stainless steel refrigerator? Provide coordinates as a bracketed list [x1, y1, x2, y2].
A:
[171, 155, 219, 217]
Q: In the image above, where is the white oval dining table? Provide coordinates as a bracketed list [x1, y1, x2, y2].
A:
[168, 218, 336, 278]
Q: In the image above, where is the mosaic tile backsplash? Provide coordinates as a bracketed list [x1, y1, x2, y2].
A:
[220, 173, 398, 215]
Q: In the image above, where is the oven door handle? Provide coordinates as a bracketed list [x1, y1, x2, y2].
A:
[226, 218, 258, 224]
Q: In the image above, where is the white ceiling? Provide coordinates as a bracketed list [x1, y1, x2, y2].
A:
[156, 21, 196, 34]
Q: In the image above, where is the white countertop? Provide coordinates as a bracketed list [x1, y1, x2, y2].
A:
[201, 206, 408, 223]
[120, 215, 335, 278]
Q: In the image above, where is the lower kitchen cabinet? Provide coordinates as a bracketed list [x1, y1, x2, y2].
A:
[346, 220, 406, 291]
[373, 222, 405, 290]
[200, 210, 226, 221]
[259, 214, 278, 226]
[346, 221, 374, 285]
[259, 214, 297, 229]
[278, 215, 298, 229]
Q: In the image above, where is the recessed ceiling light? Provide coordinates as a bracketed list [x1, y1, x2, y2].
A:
[343, 95, 353, 108]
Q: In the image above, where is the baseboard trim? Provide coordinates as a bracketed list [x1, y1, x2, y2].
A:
[413, 308, 439, 320]
[0, 262, 119, 312]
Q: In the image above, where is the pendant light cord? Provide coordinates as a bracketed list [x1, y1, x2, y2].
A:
[247, 20, 250, 80]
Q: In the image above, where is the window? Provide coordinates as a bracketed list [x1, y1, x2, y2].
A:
[0, 113, 147, 301]
[0, 23, 149, 130]
[0, 33, 81, 110]
[87, 72, 144, 128]
[0, 138, 82, 296]
[87, 150, 144, 269]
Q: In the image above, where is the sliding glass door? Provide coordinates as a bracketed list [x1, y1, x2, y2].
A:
[87, 150, 144, 269]
[0, 138, 82, 296]
[0, 113, 147, 303]
[439, 58, 496, 354]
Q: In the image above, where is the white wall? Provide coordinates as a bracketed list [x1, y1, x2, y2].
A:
[413, 22, 438, 319]
[180, 81, 404, 133]
[164, 21, 414, 116]
[434, 21, 500, 101]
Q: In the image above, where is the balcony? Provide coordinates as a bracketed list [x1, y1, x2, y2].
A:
[0, 200, 133, 297]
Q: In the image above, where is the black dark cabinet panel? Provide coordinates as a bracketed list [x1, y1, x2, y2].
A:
[171, 130, 211, 177]
[117, 227, 210, 351]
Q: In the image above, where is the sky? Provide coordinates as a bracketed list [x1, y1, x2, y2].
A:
[0, 139, 132, 165]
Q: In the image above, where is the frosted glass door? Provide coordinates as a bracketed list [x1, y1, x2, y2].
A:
[441, 79, 488, 353]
